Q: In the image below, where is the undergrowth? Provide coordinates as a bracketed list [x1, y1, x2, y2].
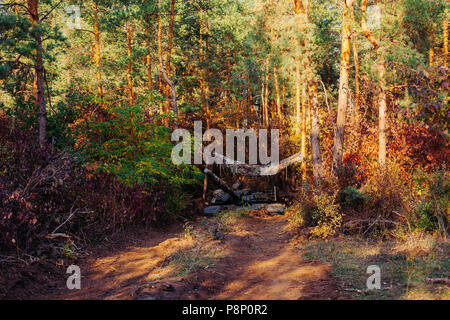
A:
[300, 233, 449, 300]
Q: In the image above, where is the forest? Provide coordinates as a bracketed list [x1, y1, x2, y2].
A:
[0, 0, 449, 300]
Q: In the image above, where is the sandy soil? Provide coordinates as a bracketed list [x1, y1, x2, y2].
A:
[2, 211, 349, 300]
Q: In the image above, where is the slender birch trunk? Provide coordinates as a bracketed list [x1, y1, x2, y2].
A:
[294, 0, 322, 186]
[273, 69, 281, 119]
[351, 8, 359, 112]
[28, 0, 46, 148]
[361, 0, 387, 171]
[93, 1, 102, 96]
[126, 21, 134, 104]
[165, 0, 175, 111]
[309, 83, 322, 187]
[301, 86, 307, 180]
[332, 0, 355, 174]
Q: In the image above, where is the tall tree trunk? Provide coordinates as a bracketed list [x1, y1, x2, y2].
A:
[28, 0, 46, 148]
[157, 0, 165, 117]
[377, 60, 387, 169]
[351, 8, 359, 112]
[165, 0, 176, 112]
[126, 21, 134, 104]
[261, 82, 265, 126]
[295, 62, 301, 131]
[156, 0, 177, 120]
[200, 10, 211, 201]
[301, 85, 307, 180]
[428, 31, 434, 66]
[205, 20, 210, 129]
[332, 0, 355, 174]
[309, 83, 321, 186]
[226, 49, 232, 108]
[444, 17, 448, 68]
[273, 69, 281, 119]
[93, 1, 102, 96]
[264, 62, 269, 127]
[294, 0, 322, 186]
[429, 47, 434, 66]
[247, 73, 252, 112]
[361, 0, 386, 171]
[147, 54, 152, 91]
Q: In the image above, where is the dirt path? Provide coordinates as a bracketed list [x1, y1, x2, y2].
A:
[42, 211, 348, 300]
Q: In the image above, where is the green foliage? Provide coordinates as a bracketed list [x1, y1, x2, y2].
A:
[295, 190, 343, 239]
[410, 170, 449, 234]
[183, 222, 194, 240]
[339, 186, 369, 209]
[216, 207, 249, 230]
[76, 98, 202, 189]
[412, 201, 439, 232]
[309, 192, 343, 239]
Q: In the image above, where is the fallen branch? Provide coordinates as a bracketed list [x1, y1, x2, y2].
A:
[159, 58, 178, 118]
[204, 168, 240, 201]
[214, 151, 304, 176]
[425, 278, 450, 286]
[343, 288, 365, 294]
[44, 233, 71, 240]
[319, 79, 336, 135]
[52, 206, 78, 233]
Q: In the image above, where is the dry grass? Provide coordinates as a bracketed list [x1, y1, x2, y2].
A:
[299, 232, 449, 300]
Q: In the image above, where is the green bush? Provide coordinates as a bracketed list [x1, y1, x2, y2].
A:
[411, 201, 439, 232]
[76, 101, 202, 189]
[339, 186, 369, 209]
[71, 97, 203, 217]
[309, 192, 343, 239]
[410, 170, 449, 234]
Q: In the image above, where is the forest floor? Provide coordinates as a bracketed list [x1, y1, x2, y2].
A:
[1, 208, 448, 300]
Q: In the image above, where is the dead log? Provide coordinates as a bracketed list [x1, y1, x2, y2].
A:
[204, 168, 240, 201]
[44, 233, 71, 240]
[214, 151, 304, 176]
[425, 278, 450, 286]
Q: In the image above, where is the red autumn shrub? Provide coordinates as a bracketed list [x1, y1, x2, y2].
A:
[0, 118, 168, 253]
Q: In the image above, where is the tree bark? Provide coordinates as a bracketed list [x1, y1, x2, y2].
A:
[200, 10, 211, 201]
[147, 54, 152, 91]
[295, 62, 301, 131]
[332, 0, 355, 174]
[429, 47, 434, 66]
[309, 83, 322, 187]
[273, 68, 281, 119]
[261, 82, 265, 126]
[28, 0, 46, 148]
[377, 61, 387, 169]
[165, 0, 176, 111]
[264, 61, 269, 127]
[204, 169, 240, 201]
[301, 85, 307, 180]
[351, 8, 359, 112]
[93, 1, 102, 96]
[361, 0, 386, 171]
[444, 17, 448, 68]
[126, 21, 134, 104]
[157, 0, 165, 117]
[294, 0, 322, 186]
